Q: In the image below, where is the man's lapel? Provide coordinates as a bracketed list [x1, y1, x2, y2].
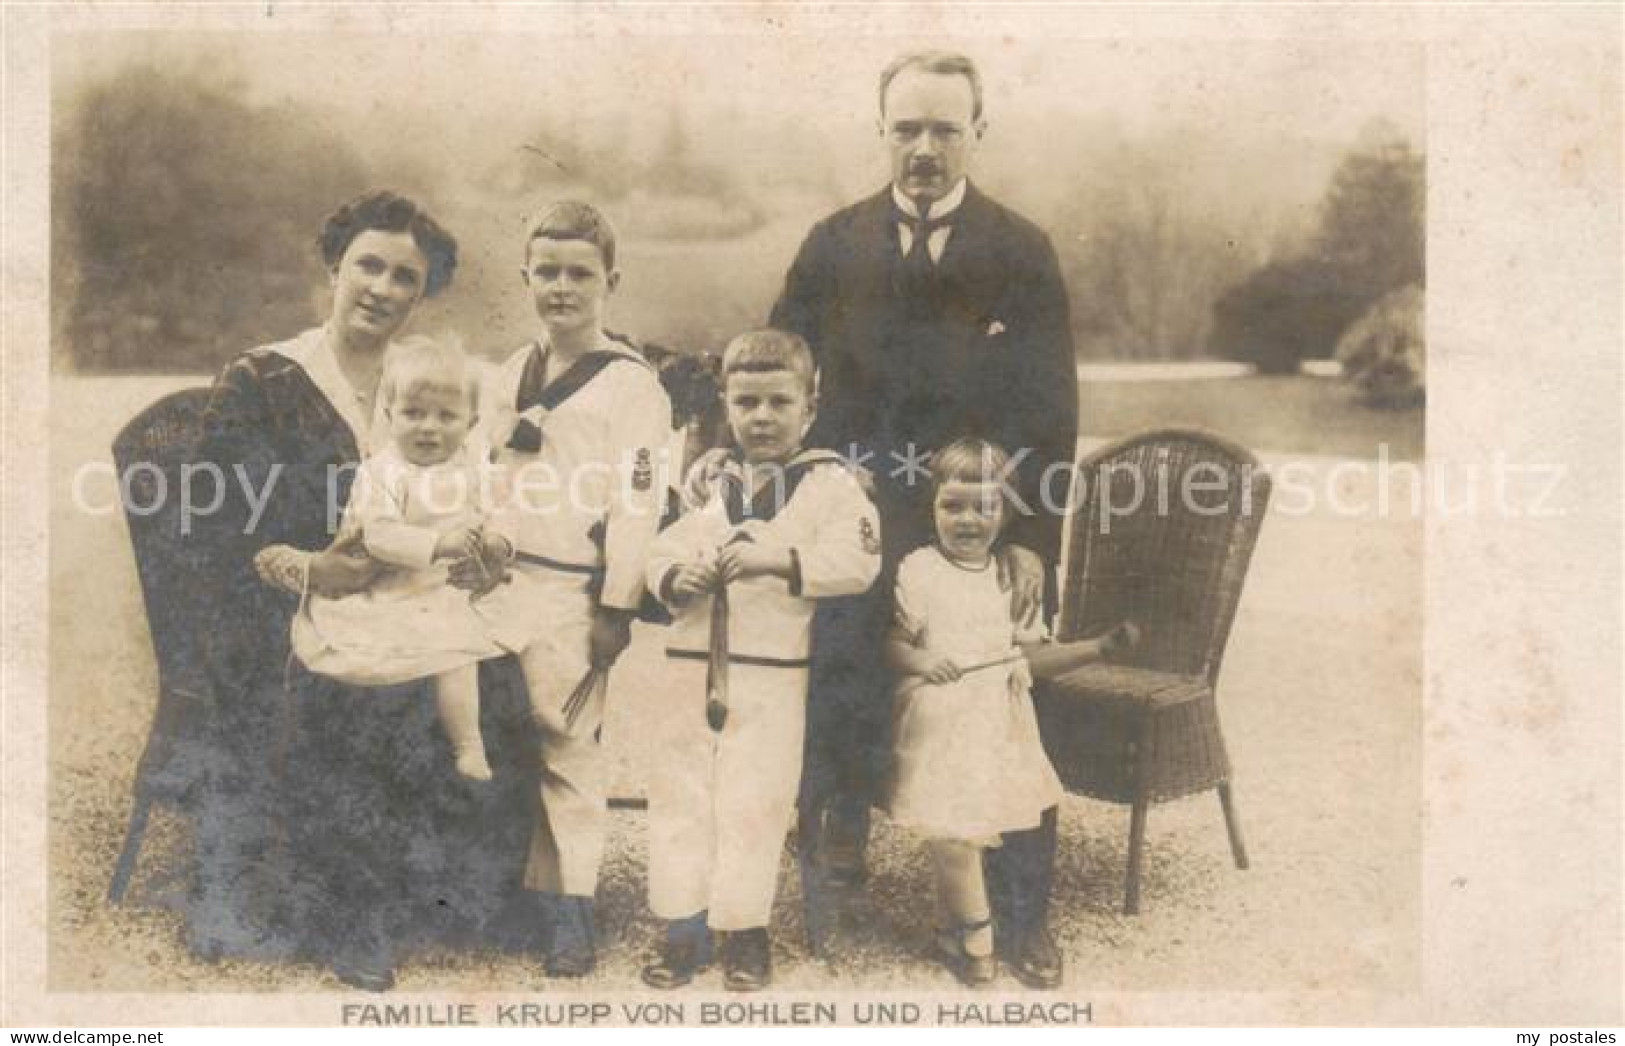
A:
[936, 183, 1011, 332]
[935, 181, 992, 286]
[857, 188, 904, 269]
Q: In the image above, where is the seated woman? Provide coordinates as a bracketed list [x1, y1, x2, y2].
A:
[190, 190, 521, 990]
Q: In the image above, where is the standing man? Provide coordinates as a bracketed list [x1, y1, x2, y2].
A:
[770, 50, 1079, 988]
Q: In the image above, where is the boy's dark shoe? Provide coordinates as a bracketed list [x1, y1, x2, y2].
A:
[544, 895, 596, 978]
[1003, 926, 1064, 990]
[641, 914, 713, 990]
[720, 928, 772, 992]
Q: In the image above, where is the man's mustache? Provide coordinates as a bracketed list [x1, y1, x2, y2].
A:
[908, 161, 943, 176]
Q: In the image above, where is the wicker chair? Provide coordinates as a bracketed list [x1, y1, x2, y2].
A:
[1032, 427, 1270, 914]
[107, 388, 219, 903]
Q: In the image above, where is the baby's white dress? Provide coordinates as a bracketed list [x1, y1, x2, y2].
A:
[293, 442, 537, 685]
[886, 545, 1064, 842]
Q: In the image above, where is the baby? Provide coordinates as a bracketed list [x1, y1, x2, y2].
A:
[284, 334, 534, 781]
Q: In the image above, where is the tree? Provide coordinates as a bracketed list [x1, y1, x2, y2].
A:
[1057, 134, 1268, 361]
[1314, 123, 1424, 302]
[1209, 126, 1424, 372]
[54, 67, 370, 372]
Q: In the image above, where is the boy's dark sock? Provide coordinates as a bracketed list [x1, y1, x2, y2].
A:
[822, 800, 870, 881]
[669, 910, 710, 947]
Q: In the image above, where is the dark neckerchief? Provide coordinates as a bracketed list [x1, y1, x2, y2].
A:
[508, 343, 629, 451]
[717, 448, 844, 526]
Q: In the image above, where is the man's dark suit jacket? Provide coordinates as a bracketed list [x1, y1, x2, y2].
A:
[770, 182, 1078, 571]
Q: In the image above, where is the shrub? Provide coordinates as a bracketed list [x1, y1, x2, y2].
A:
[1208, 257, 1371, 373]
[1336, 284, 1424, 409]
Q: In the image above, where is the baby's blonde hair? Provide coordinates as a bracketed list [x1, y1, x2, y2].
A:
[380, 334, 479, 411]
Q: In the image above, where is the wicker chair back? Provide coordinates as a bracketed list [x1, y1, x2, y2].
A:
[1057, 428, 1271, 683]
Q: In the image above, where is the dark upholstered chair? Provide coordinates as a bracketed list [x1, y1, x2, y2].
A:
[107, 388, 218, 903]
[1033, 428, 1271, 913]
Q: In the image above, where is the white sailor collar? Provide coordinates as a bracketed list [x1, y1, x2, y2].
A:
[274, 326, 392, 457]
[527, 330, 652, 370]
[719, 446, 847, 480]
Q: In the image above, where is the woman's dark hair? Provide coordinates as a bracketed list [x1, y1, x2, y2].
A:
[317, 190, 459, 298]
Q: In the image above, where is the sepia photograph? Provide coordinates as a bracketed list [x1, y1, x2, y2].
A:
[3, 1, 1619, 1031]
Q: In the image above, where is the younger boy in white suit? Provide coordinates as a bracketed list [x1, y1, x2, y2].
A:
[640, 330, 881, 991]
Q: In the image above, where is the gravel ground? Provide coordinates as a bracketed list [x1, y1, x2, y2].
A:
[44, 375, 1423, 1001]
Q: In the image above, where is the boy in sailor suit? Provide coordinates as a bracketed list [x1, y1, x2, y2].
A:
[481, 201, 673, 977]
[640, 330, 881, 992]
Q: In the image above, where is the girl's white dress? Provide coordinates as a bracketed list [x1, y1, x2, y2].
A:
[292, 442, 538, 685]
[885, 545, 1064, 842]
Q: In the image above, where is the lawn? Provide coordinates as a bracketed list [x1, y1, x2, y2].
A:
[1080, 374, 1423, 462]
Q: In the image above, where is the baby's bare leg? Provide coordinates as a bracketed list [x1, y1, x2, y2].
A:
[435, 665, 491, 781]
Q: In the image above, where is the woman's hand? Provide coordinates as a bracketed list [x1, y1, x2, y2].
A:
[666, 560, 719, 605]
[307, 531, 383, 598]
[253, 544, 309, 595]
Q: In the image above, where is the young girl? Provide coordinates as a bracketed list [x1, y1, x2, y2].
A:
[886, 437, 1138, 986]
[272, 335, 533, 781]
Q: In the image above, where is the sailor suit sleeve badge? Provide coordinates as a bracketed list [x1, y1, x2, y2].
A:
[859, 516, 881, 555]
[632, 447, 654, 492]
